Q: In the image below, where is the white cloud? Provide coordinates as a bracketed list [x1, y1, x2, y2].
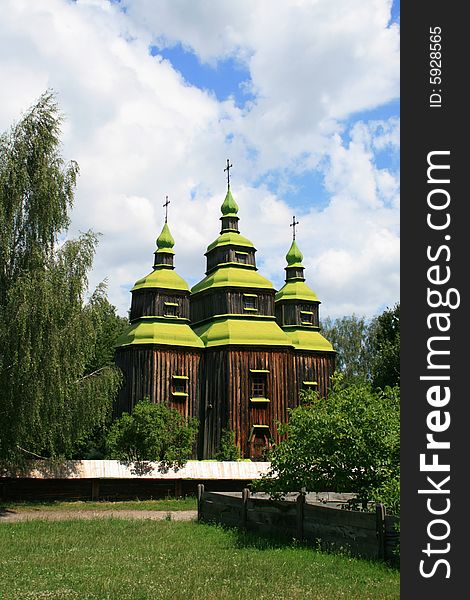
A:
[1, 0, 399, 319]
[124, 0, 399, 170]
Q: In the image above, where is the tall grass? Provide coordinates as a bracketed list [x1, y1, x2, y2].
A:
[0, 519, 399, 599]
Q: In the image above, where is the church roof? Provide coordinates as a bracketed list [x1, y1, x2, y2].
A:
[275, 233, 334, 352]
[275, 237, 320, 303]
[117, 217, 204, 350]
[285, 239, 304, 267]
[191, 266, 273, 294]
[116, 318, 204, 348]
[220, 188, 239, 217]
[131, 221, 189, 292]
[155, 222, 175, 254]
[193, 316, 291, 348]
[281, 327, 334, 352]
[206, 231, 255, 253]
[275, 280, 319, 302]
[131, 269, 189, 292]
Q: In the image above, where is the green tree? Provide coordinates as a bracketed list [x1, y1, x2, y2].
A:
[106, 399, 198, 474]
[0, 92, 122, 468]
[369, 303, 400, 389]
[321, 315, 372, 384]
[70, 284, 129, 460]
[371, 472, 400, 517]
[257, 378, 400, 506]
[214, 429, 241, 461]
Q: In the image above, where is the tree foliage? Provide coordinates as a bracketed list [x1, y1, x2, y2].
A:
[105, 399, 198, 473]
[0, 92, 122, 468]
[369, 303, 400, 389]
[257, 378, 400, 505]
[321, 315, 372, 385]
[214, 429, 241, 461]
[321, 304, 400, 389]
[371, 472, 400, 517]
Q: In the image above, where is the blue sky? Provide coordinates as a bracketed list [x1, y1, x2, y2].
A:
[149, 1, 400, 217]
[1, 0, 400, 318]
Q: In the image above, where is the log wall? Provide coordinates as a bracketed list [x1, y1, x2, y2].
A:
[190, 289, 275, 324]
[294, 351, 335, 400]
[201, 347, 294, 459]
[116, 345, 334, 459]
[275, 302, 320, 327]
[115, 346, 202, 421]
[206, 246, 257, 273]
[130, 289, 189, 321]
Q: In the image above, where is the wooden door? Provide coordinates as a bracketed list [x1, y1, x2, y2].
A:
[250, 431, 271, 461]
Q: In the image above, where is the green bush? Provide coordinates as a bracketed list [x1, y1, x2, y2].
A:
[257, 377, 400, 506]
[106, 399, 198, 473]
[214, 429, 241, 461]
[371, 473, 400, 517]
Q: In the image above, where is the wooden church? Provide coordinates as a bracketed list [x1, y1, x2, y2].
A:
[115, 164, 335, 459]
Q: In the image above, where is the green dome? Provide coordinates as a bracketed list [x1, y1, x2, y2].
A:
[282, 328, 335, 352]
[192, 266, 273, 294]
[206, 231, 255, 253]
[132, 268, 189, 292]
[117, 319, 204, 348]
[221, 188, 239, 217]
[275, 280, 319, 302]
[156, 222, 175, 254]
[286, 239, 303, 267]
[193, 316, 291, 348]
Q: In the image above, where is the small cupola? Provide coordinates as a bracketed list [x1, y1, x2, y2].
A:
[220, 159, 240, 233]
[154, 197, 176, 268]
[285, 238, 305, 281]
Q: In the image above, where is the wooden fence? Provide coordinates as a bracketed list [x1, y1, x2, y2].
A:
[197, 486, 399, 562]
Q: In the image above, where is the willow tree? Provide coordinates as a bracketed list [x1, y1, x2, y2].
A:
[0, 92, 122, 467]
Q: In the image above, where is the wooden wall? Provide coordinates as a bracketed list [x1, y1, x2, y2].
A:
[115, 345, 334, 459]
[130, 289, 189, 321]
[0, 478, 254, 502]
[275, 302, 320, 327]
[206, 246, 256, 273]
[115, 346, 202, 422]
[201, 347, 294, 459]
[190, 288, 275, 325]
[294, 351, 335, 400]
[198, 489, 399, 562]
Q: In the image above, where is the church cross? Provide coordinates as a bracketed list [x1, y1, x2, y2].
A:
[163, 196, 170, 223]
[290, 215, 299, 240]
[224, 159, 233, 189]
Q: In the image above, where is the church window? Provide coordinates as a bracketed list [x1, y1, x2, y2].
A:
[172, 375, 188, 397]
[252, 376, 265, 396]
[164, 301, 179, 317]
[249, 369, 269, 400]
[300, 310, 314, 325]
[235, 251, 249, 264]
[243, 293, 258, 311]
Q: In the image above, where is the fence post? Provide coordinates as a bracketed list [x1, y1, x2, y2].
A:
[297, 487, 306, 541]
[375, 503, 386, 559]
[242, 488, 251, 530]
[174, 480, 182, 498]
[91, 479, 100, 501]
[197, 484, 204, 522]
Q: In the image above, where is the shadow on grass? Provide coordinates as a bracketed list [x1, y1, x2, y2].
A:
[198, 520, 400, 569]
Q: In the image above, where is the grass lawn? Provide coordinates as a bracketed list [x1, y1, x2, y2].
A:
[1, 496, 197, 512]
[0, 519, 399, 599]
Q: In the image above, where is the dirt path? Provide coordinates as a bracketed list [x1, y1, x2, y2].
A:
[0, 509, 197, 523]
